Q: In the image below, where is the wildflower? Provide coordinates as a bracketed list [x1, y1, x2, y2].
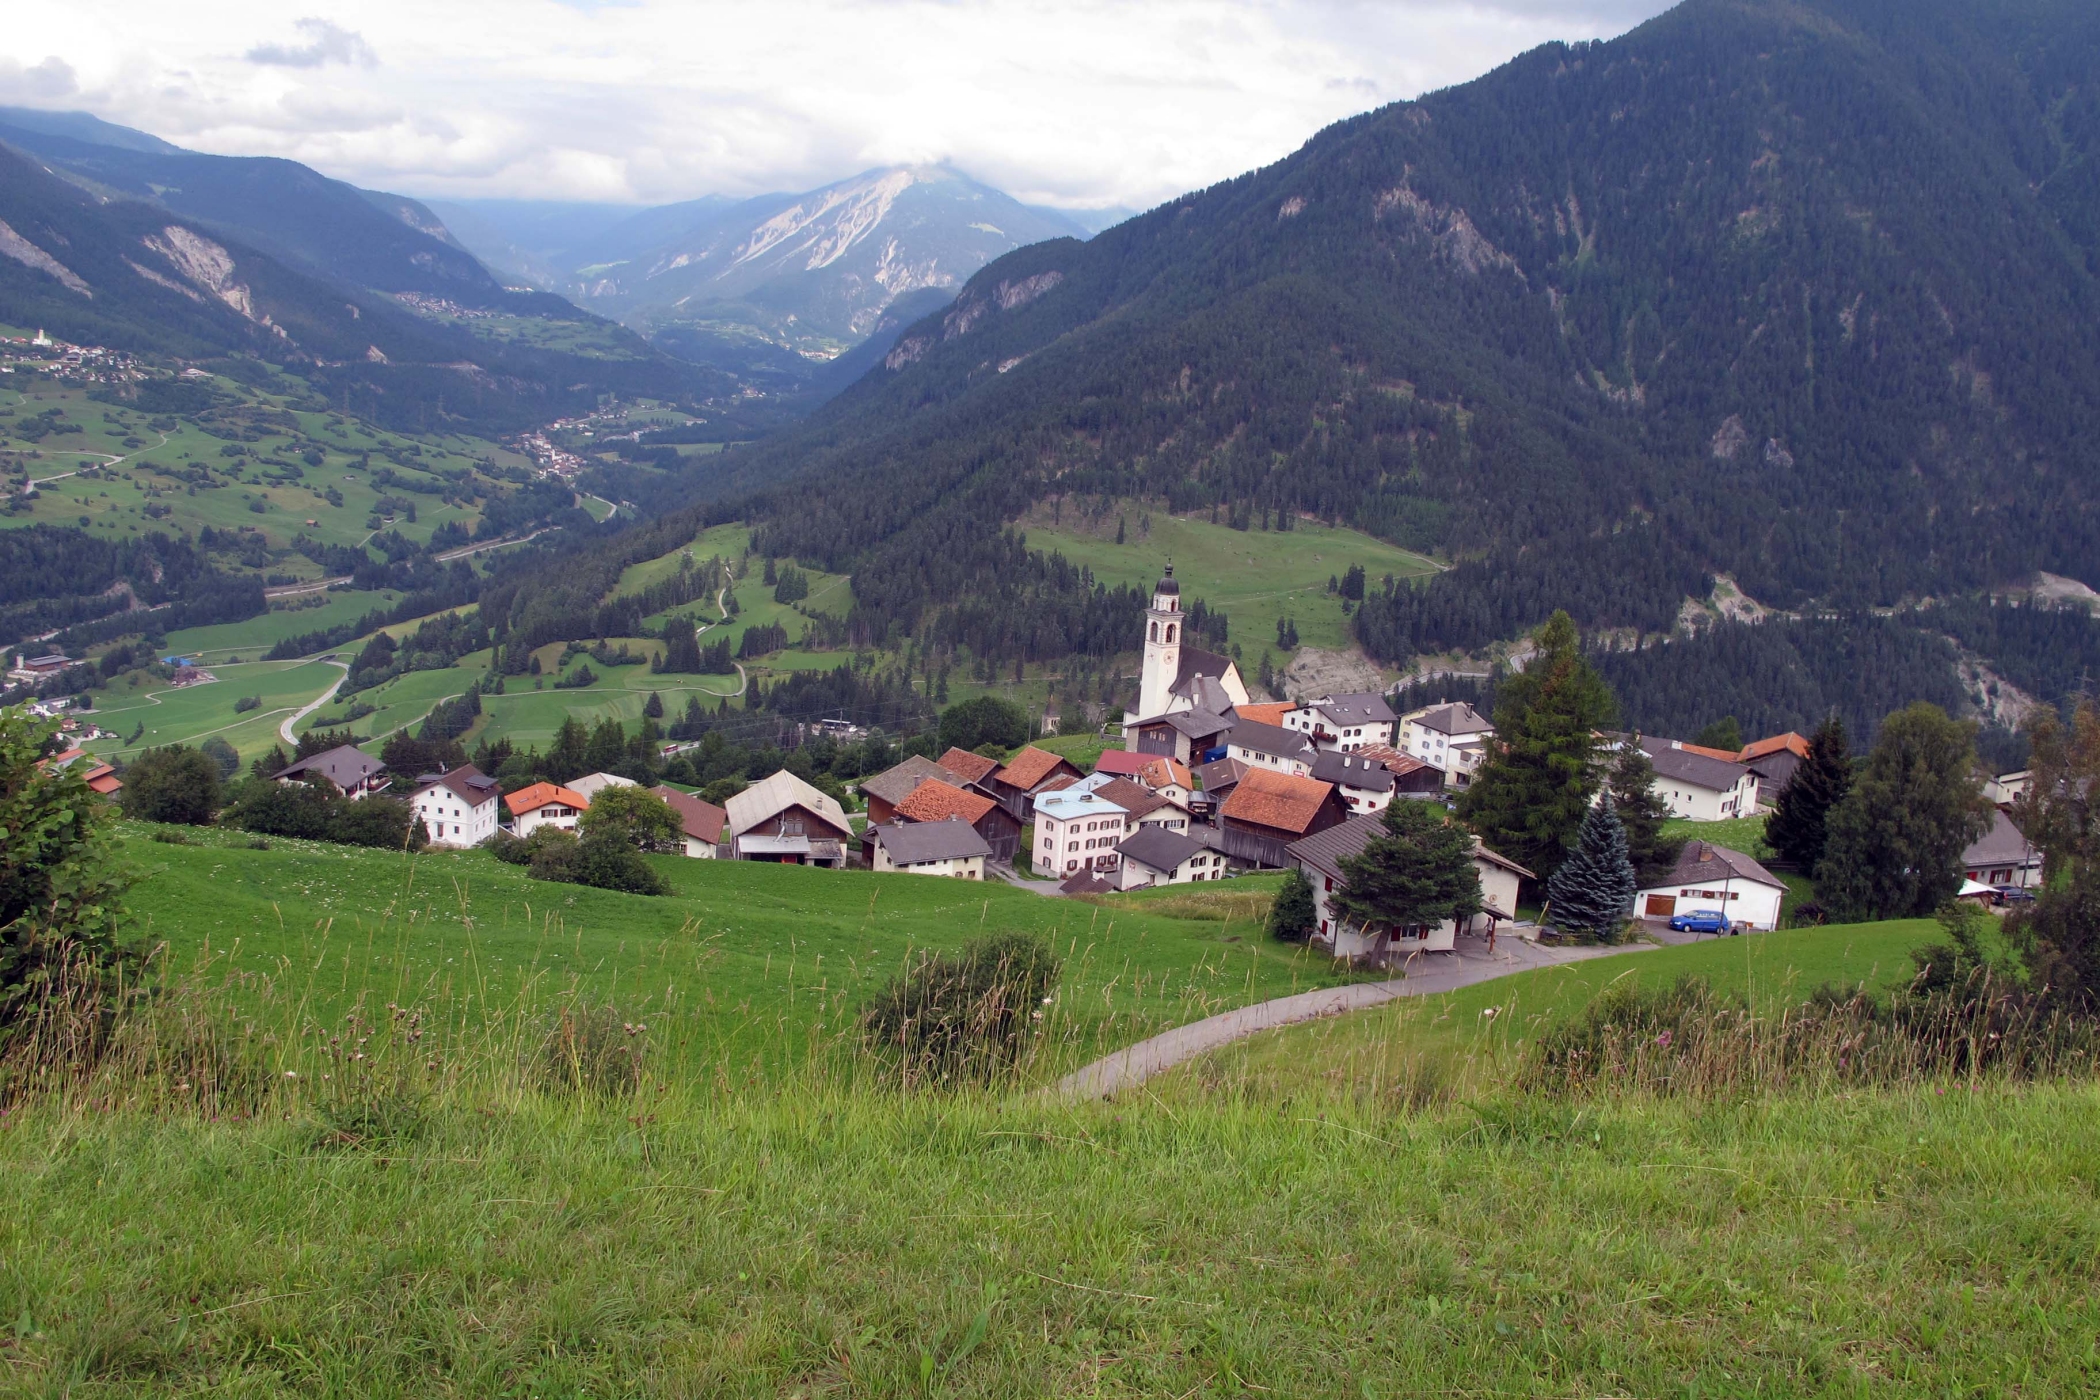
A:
[1481, 1006, 1499, 1019]
[1655, 1031, 1672, 1048]
[284, 1070, 298, 1078]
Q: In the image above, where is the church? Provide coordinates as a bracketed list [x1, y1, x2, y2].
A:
[1121, 562, 1251, 760]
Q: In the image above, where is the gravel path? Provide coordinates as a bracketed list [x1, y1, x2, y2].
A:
[1050, 933, 1651, 1099]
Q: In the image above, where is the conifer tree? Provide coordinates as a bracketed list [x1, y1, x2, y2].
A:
[547, 716, 589, 783]
[1333, 799, 1482, 955]
[1546, 794, 1638, 942]
[1816, 703, 1992, 921]
[642, 691, 664, 719]
[1457, 611, 1617, 886]
[1606, 736, 1678, 886]
[1767, 714, 1851, 870]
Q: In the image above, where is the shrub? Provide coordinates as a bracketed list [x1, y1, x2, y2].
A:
[1268, 869, 1316, 943]
[861, 931, 1061, 1085]
[197, 736, 241, 779]
[538, 1000, 648, 1095]
[223, 782, 422, 851]
[553, 663, 598, 690]
[121, 745, 224, 826]
[232, 695, 262, 714]
[939, 695, 1031, 754]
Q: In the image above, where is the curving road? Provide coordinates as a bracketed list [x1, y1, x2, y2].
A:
[280, 659, 351, 744]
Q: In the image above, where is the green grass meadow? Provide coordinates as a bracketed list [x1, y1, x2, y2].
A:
[83, 659, 345, 764]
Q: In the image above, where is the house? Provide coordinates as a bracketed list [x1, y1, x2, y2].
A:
[274, 744, 389, 799]
[1090, 749, 1161, 782]
[1192, 756, 1249, 811]
[1114, 826, 1230, 889]
[408, 764, 502, 846]
[726, 771, 853, 866]
[1225, 719, 1318, 777]
[858, 754, 961, 824]
[43, 747, 121, 797]
[1983, 770, 2034, 808]
[1058, 870, 1118, 897]
[568, 772, 638, 800]
[934, 747, 1002, 789]
[1122, 563, 1252, 730]
[504, 781, 591, 837]
[866, 818, 992, 878]
[1126, 708, 1235, 765]
[893, 777, 1023, 862]
[1031, 785, 1132, 878]
[1398, 702, 1494, 788]
[1637, 841, 1786, 931]
[1284, 693, 1399, 753]
[983, 745, 1086, 821]
[1231, 701, 1295, 727]
[1640, 737, 1760, 820]
[1962, 810, 2042, 889]
[1290, 812, 1530, 959]
[1310, 750, 1417, 815]
[1350, 744, 1447, 795]
[21, 653, 72, 675]
[1084, 774, 1192, 836]
[1739, 733, 1811, 796]
[1136, 756, 1196, 807]
[652, 786, 728, 858]
[1216, 768, 1347, 868]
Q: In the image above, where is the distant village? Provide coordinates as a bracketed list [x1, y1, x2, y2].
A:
[1, 331, 142, 384]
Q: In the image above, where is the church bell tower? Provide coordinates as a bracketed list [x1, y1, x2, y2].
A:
[1137, 562, 1182, 720]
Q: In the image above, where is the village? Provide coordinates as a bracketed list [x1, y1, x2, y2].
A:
[104, 561, 2038, 966]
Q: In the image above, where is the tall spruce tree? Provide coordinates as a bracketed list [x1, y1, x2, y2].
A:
[1605, 735, 1678, 887]
[1816, 704, 1992, 921]
[1766, 715, 1852, 871]
[1457, 611, 1617, 886]
[1333, 799, 1483, 955]
[1546, 794, 1638, 942]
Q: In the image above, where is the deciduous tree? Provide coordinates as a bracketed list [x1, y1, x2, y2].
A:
[1816, 704, 1991, 921]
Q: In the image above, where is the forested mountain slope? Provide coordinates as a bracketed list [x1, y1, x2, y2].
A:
[705, 0, 2100, 664]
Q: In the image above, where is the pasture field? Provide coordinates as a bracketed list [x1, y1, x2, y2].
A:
[163, 588, 404, 659]
[82, 658, 346, 763]
[1017, 496, 1440, 658]
[1172, 917, 1940, 1099]
[114, 824, 1354, 1079]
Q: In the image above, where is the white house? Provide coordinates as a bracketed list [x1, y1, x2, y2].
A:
[1962, 809, 2042, 889]
[1113, 827, 1229, 889]
[504, 781, 591, 837]
[1287, 813, 1530, 960]
[1397, 703, 1494, 788]
[1283, 693, 1398, 753]
[1639, 737, 1760, 820]
[568, 771, 639, 800]
[1032, 786, 1132, 878]
[1122, 563, 1251, 734]
[1225, 718, 1317, 777]
[1310, 750, 1404, 815]
[1637, 841, 1786, 932]
[867, 818, 991, 878]
[1983, 771, 2033, 807]
[408, 764, 502, 846]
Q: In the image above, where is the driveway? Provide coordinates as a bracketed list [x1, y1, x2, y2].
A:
[1050, 932, 1652, 1099]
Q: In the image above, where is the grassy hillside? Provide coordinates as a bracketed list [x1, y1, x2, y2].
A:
[85, 658, 344, 762]
[1174, 918, 1939, 1099]
[1017, 498, 1438, 659]
[119, 825, 1354, 1079]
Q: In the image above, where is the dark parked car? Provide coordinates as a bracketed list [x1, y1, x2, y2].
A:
[1992, 886, 2037, 905]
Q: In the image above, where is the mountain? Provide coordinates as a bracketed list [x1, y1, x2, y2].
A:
[688, 0, 2100, 667]
[0, 143, 726, 432]
[0, 110, 504, 305]
[425, 197, 728, 290]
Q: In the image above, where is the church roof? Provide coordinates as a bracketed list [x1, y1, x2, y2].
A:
[1173, 646, 1234, 694]
[1153, 562, 1181, 596]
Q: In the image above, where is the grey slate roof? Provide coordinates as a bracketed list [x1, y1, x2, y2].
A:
[1962, 809, 2037, 869]
[1653, 841, 1786, 892]
[1117, 825, 1208, 874]
[276, 744, 384, 789]
[1413, 702, 1493, 737]
[1640, 738, 1752, 792]
[1194, 756, 1247, 794]
[412, 763, 499, 805]
[1136, 707, 1234, 739]
[1227, 719, 1315, 762]
[1309, 692, 1397, 726]
[1288, 812, 1533, 885]
[858, 754, 955, 809]
[1311, 751, 1398, 792]
[871, 818, 992, 864]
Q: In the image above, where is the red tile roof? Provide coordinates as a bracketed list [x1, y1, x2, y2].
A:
[895, 779, 996, 825]
[1090, 749, 1156, 779]
[503, 781, 591, 817]
[1739, 732, 1812, 763]
[1676, 741, 1745, 763]
[1035, 773, 1080, 795]
[1139, 757, 1193, 790]
[935, 748, 1000, 785]
[652, 786, 727, 843]
[1218, 768, 1335, 835]
[995, 745, 1075, 791]
[1233, 701, 1295, 727]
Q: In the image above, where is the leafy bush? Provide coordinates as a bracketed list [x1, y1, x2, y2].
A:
[1268, 869, 1315, 943]
[861, 931, 1061, 1085]
[120, 745, 222, 826]
[517, 827, 668, 896]
[938, 695, 1031, 754]
[553, 663, 598, 690]
[232, 695, 261, 714]
[223, 782, 422, 851]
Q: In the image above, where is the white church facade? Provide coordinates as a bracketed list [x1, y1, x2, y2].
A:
[1122, 563, 1251, 750]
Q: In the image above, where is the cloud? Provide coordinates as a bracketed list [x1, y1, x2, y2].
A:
[0, 56, 79, 101]
[245, 18, 376, 69]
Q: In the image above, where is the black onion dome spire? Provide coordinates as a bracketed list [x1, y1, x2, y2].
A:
[1154, 561, 1180, 597]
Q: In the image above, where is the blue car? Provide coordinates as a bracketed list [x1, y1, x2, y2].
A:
[1668, 908, 1731, 934]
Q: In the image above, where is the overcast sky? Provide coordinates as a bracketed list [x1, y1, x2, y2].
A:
[2, 1, 1675, 210]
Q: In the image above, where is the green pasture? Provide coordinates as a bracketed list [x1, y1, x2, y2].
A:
[1016, 496, 1440, 657]
[301, 664, 471, 743]
[1177, 916, 1939, 1096]
[1660, 812, 1774, 859]
[83, 658, 345, 764]
[164, 588, 402, 659]
[115, 824, 1360, 1077]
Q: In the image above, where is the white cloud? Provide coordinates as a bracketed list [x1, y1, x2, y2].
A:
[4, 0, 1675, 207]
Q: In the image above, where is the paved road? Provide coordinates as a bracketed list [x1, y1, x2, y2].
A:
[280, 659, 350, 744]
[1050, 933, 1652, 1100]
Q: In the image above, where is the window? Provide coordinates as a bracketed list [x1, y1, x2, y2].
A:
[1150, 621, 1159, 642]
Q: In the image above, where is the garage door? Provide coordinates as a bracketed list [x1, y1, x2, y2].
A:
[1644, 895, 1676, 918]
